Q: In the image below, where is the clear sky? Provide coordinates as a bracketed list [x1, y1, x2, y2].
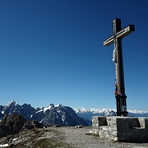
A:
[0, 0, 148, 110]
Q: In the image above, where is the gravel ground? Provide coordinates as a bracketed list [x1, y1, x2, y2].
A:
[56, 126, 148, 148]
[0, 126, 148, 148]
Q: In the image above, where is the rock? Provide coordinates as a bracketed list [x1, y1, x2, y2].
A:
[75, 125, 83, 128]
[0, 113, 26, 137]
[23, 120, 44, 130]
[0, 112, 4, 119]
[53, 124, 61, 127]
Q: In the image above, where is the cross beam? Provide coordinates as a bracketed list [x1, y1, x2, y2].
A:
[103, 18, 135, 116]
[104, 25, 135, 46]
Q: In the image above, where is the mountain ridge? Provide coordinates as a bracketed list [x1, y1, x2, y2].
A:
[0, 100, 88, 126]
[1, 100, 148, 126]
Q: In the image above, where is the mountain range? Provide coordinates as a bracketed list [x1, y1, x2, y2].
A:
[0, 101, 148, 126]
[74, 108, 148, 125]
[0, 101, 88, 126]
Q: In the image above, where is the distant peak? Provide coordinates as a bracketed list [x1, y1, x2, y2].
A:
[55, 104, 63, 108]
[49, 103, 54, 108]
[6, 100, 17, 106]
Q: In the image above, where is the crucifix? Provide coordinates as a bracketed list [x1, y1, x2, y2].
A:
[103, 18, 135, 116]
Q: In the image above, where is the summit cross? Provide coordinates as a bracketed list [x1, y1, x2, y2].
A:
[103, 18, 135, 116]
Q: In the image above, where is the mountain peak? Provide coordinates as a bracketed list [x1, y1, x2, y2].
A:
[6, 100, 17, 107]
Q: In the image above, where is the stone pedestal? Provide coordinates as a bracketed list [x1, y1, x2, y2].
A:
[91, 116, 148, 142]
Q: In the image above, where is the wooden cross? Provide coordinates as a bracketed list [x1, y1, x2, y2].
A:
[103, 18, 135, 116]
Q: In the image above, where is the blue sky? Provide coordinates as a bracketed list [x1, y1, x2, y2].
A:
[0, 0, 148, 110]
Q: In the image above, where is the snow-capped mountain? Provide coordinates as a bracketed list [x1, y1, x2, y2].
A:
[0, 101, 88, 126]
[73, 108, 148, 125]
[127, 109, 148, 117]
[1, 101, 148, 126]
[30, 103, 88, 126]
[1, 100, 38, 120]
[73, 108, 116, 125]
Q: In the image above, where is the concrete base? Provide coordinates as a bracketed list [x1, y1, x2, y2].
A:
[91, 116, 148, 142]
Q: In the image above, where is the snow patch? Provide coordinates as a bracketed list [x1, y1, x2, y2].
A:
[13, 138, 18, 141]
[55, 104, 60, 107]
[0, 144, 9, 147]
[36, 110, 43, 113]
[57, 110, 61, 113]
[44, 106, 52, 112]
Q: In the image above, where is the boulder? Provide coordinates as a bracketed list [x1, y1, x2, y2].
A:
[23, 120, 44, 129]
[0, 113, 26, 137]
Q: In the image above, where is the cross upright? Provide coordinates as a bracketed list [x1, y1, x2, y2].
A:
[103, 18, 135, 116]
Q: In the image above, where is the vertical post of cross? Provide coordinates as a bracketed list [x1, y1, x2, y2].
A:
[103, 18, 135, 116]
[113, 19, 127, 116]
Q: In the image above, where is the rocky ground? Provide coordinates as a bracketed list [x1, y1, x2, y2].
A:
[0, 126, 148, 148]
[58, 126, 148, 148]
